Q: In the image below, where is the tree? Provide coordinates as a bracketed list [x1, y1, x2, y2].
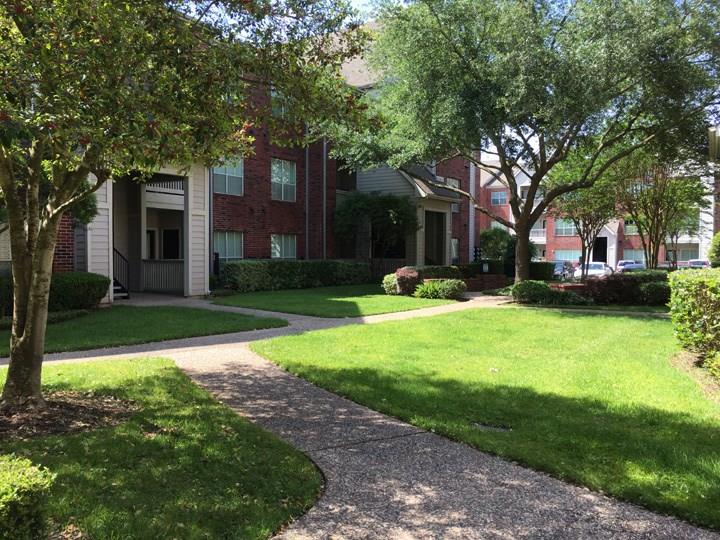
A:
[331, 0, 720, 282]
[548, 180, 617, 281]
[335, 191, 419, 258]
[710, 232, 720, 267]
[0, 0, 365, 410]
[477, 228, 512, 260]
[612, 151, 710, 269]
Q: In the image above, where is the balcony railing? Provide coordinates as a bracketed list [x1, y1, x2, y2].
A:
[142, 259, 184, 293]
[530, 228, 547, 239]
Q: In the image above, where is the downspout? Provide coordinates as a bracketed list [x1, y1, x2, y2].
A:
[322, 137, 328, 259]
[305, 125, 310, 259]
[469, 162, 476, 262]
[208, 167, 214, 277]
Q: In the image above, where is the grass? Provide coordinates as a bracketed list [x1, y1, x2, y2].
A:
[213, 284, 454, 317]
[527, 303, 670, 314]
[0, 306, 286, 356]
[0, 359, 322, 539]
[253, 307, 720, 529]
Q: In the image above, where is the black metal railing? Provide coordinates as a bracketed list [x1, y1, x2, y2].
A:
[113, 248, 129, 292]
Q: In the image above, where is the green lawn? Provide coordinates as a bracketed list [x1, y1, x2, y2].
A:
[527, 304, 670, 314]
[0, 359, 321, 539]
[214, 284, 454, 317]
[254, 308, 720, 529]
[0, 306, 286, 356]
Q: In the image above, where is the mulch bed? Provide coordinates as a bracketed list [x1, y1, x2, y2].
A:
[0, 391, 139, 440]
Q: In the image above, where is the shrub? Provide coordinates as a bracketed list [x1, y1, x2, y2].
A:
[639, 281, 671, 306]
[414, 279, 467, 300]
[669, 269, 720, 360]
[395, 266, 422, 295]
[512, 280, 591, 306]
[708, 353, 720, 381]
[417, 265, 462, 279]
[49, 272, 110, 311]
[221, 260, 371, 293]
[477, 228, 512, 260]
[709, 232, 720, 267]
[584, 270, 668, 305]
[457, 260, 504, 277]
[0, 455, 55, 540]
[529, 261, 555, 281]
[382, 273, 399, 295]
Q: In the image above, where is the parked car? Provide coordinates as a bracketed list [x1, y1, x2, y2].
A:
[687, 259, 711, 269]
[574, 262, 613, 279]
[616, 260, 646, 273]
[552, 260, 575, 280]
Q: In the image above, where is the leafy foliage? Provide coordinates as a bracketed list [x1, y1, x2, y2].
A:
[413, 279, 467, 300]
[335, 192, 419, 258]
[0, 455, 55, 540]
[669, 269, 720, 360]
[585, 270, 669, 305]
[709, 232, 720, 266]
[511, 280, 591, 306]
[477, 228, 512, 260]
[381, 273, 399, 295]
[394, 266, 421, 295]
[48, 272, 110, 311]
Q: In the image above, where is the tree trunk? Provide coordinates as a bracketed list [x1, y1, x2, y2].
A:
[0, 216, 61, 411]
[514, 224, 531, 283]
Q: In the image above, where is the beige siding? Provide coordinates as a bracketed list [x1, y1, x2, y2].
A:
[87, 179, 113, 302]
[357, 166, 415, 196]
[187, 165, 208, 296]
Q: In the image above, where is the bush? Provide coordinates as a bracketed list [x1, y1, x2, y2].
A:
[0, 455, 55, 540]
[709, 232, 720, 267]
[221, 260, 372, 293]
[708, 353, 720, 381]
[529, 261, 555, 281]
[584, 270, 669, 305]
[395, 266, 422, 295]
[512, 280, 592, 306]
[48, 272, 110, 311]
[669, 269, 720, 360]
[457, 260, 504, 277]
[417, 265, 462, 279]
[382, 273, 399, 295]
[477, 228, 512, 260]
[639, 281, 671, 306]
[414, 279, 467, 300]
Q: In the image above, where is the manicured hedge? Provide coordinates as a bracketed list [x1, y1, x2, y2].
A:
[221, 260, 372, 293]
[0, 272, 109, 315]
[414, 262, 505, 280]
[395, 266, 422, 295]
[382, 273, 399, 295]
[414, 279, 467, 300]
[417, 265, 463, 279]
[529, 261, 555, 281]
[512, 280, 592, 306]
[669, 269, 720, 360]
[584, 270, 669, 305]
[0, 455, 55, 540]
[458, 260, 505, 277]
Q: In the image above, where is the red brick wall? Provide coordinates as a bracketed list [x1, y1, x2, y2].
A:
[52, 214, 75, 272]
[437, 157, 471, 263]
[212, 131, 335, 260]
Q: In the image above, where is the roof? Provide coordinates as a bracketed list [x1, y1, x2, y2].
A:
[340, 21, 381, 89]
[399, 165, 461, 202]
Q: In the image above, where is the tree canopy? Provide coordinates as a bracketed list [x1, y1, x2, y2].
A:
[332, 0, 720, 281]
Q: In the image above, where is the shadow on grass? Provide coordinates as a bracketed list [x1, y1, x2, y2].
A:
[1, 363, 321, 540]
[248, 362, 720, 530]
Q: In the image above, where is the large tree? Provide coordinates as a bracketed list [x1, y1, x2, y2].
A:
[332, 0, 720, 282]
[612, 150, 710, 268]
[0, 0, 365, 410]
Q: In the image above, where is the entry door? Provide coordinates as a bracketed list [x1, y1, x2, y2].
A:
[424, 211, 446, 265]
[592, 237, 608, 263]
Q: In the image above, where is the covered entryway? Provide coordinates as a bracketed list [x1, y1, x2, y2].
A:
[424, 210, 446, 265]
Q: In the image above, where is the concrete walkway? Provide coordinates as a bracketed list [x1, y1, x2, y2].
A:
[4, 296, 716, 538]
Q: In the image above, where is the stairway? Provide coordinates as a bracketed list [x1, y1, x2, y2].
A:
[113, 278, 130, 300]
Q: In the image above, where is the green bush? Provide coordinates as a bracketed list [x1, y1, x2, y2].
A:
[669, 269, 720, 359]
[708, 353, 720, 381]
[414, 279, 467, 300]
[0, 455, 55, 540]
[585, 270, 669, 305]
[221, 260, 371, 293]
[529, 261, 555, 281]
[395, 266, 422, 295]
[709, 232, 720, 267]
[457, 260, 504, 277]
[417, 265, 462, 279]
[48, 272, 110, 311]
[382, 273, 399, 295]
[512, 280, 591, 306]
[639, 281, 671, 306]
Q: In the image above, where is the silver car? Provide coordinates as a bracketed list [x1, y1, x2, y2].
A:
[574, 262, 614, 279]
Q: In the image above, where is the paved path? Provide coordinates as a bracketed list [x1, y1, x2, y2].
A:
[3, 296, 715, 538]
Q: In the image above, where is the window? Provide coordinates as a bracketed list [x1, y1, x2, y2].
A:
[213, 159, 243, 196]
[271, 234, 296, 259]
[624, 219, 639, 235]
[214, 231, 243, 263]
[451, 238, 460, 264]
[667, 246, 699, 262]
[554, 219, 577, 236]
[447, 178, 460, 213]
[491, 191, 507, 205]
[623, 249, 645, 263]
[271, 158, 296, 202]
[271, 88, 287, 118]
[555, 249, 581, 262]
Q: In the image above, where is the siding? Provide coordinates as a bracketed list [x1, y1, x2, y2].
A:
[187, 165, 208, 296]
[87, 179, 113, 302]
[357, 166, 415, 196]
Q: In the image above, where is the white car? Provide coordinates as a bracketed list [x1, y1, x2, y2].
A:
[616, 259, 646, 273]
[574, 262, 614, 279]
[687, 259, 711, 269]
